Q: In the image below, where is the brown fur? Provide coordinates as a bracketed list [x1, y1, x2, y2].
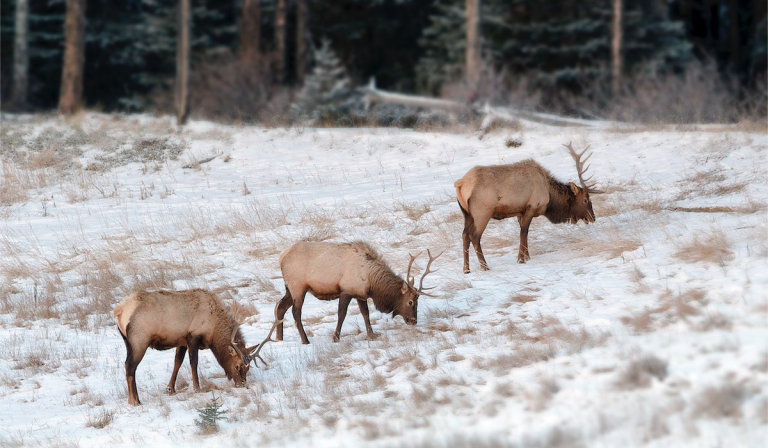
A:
[113, 289, 250, 405]
[455, 159, 596, 272]
[274, 241, 420, 344]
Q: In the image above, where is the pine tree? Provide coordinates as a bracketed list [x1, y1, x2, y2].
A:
[417, 0, 693, 101]
[293, 40, 353, 121]
[194, 393, 228, 433]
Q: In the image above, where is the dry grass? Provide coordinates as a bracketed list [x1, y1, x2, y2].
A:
[475, 317, 608, 375]
[675, 167, 749, 201]
[673, 230, 734, 264]
[621, 287, 712, 333]
[396, 200, 433, 221]
[85, 408, 114, 429]
[691, 381, 753, 419]
[614, 353, 668, 390]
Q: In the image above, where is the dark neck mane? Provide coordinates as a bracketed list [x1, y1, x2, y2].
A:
[544, 175, 576, 224]
[368, 263, 404, 314]
[208, 300, 240, 374]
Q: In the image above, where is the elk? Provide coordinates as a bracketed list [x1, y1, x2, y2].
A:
[274, 241, 441, 344]
[113, 289, 280, 405]
[455, 142, 602, 272]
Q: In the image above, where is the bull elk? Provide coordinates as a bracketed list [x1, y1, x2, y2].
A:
[455, 142, 603, 272]
[113, 289, 280, 405]
[274, 241, 441, 344]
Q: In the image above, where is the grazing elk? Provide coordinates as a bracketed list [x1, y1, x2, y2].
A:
[113, 289, 280, 405]
[455, 142, 603, 272]
[274, 241, 441, 344]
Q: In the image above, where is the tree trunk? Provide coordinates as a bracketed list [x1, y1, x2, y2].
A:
[58, 0, 87, 115]
[611, 0, 623, 95]
[240, 0, 261, 64]
[274, 0, 286, 83]
[295, 0, 308, 84]
[10, 0, 29, 109]
[465, 0, 481, 101]
[728, 0, 740, 76]
[175, 0, 190, 125]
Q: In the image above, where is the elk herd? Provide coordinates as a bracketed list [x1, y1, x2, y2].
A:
[113, 141, 602, 405]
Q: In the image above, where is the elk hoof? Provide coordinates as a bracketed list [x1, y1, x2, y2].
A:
[480, 265, 490, 271]
[463, 269, 470, 274]
[332, 334, 340, 343]
[165, 387, 175, 395]
[517, 258, 526, 264]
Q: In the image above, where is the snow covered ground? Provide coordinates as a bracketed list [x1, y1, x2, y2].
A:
[0, 113, 766, 447]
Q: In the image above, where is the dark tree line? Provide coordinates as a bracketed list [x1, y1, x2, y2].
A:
[0, 0, 764, 116]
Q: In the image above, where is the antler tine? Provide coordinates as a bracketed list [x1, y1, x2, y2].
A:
[245, 319, 284, 368]
[418, 249, 443, 292]
[564, 141, 601, 193]
[406, 252, 421, 287]
[230, 326, 248, 365]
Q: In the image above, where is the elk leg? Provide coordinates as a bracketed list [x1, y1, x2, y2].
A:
[357, 298, 378, 340]
[470, 210, 492, 271]
[274, 288, 293, 342]
[125, 348, 146, 406]
[518, 210, 534, 263]
[120, 327, 147, 406]
[188, 337, 202, 392]
[460, 207, 473, 274]
[333, 294, 353, 343]
[166, 346, 187, 394]
[291, 289, 310, 345]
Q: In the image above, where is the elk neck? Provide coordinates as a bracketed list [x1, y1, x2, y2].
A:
[209, 308, 242, 368]
[544, 177, 576, 224]
[367, 263, 404, 314]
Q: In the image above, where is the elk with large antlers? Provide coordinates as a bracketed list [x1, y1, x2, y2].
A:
[113, 289, 280, 405]
[455, 142, 602, 272]
[274, 241, 441, 344]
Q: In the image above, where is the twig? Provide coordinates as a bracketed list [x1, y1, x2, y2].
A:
[182, 152, 223, 169]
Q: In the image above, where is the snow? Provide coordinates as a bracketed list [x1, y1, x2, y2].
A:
[0, 113, 766, 447]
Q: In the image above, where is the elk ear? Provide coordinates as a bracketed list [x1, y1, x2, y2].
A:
[401, 282, 409, 294]
[228, 346, 237, 357]
[569, 182, 581, 195]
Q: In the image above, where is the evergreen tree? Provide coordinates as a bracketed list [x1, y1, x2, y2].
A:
[293, 40, 354, 121]
[417, 0, 693, 100]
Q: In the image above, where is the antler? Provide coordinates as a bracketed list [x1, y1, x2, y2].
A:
[406, 252, 421, 288]
[418, 249, 442, 292]
[230, 326, 249, 365]
[564, 141, 603, 194]
[244, 320, 284, 368]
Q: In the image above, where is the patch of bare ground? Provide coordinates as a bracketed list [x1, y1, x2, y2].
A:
[673, 230, 734, 264]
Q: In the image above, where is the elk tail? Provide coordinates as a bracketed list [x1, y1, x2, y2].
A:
[113, 302, 128, 337]
[454, 178, 470, 213]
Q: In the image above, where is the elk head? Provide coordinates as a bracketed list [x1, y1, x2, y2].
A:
[564, 142, 603, 224]
[397, 250, 442, 325]
[228, 320, 283, 386]
[227, 327, 251, 386]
